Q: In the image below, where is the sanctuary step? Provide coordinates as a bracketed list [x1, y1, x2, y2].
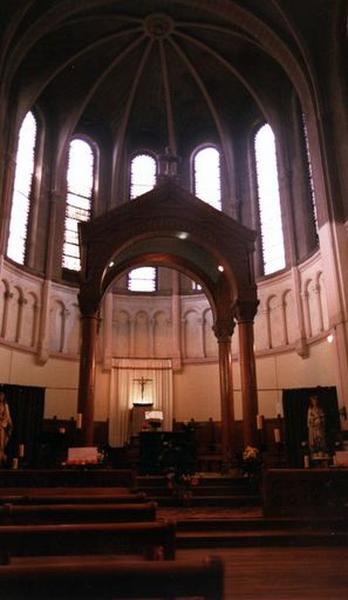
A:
[134, 474, 261, 507]
[171, 514, 348, 549]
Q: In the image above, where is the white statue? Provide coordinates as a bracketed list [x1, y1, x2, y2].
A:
[0, 391, 12, 465]
[307, 394, 326, 452]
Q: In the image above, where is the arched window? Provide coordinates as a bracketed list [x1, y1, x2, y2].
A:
[7, 111, 37, 264]
[130, 153, 157, 199]
[63, 138, 95, 271]
[301, 113, 319, 240]
[129, 153, 157, 290]
[128, 267, 157, 292]
[254, 124, 285, 275]
[193, 146, 221, 210]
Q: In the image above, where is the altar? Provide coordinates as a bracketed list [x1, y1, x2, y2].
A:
[139, 430, 197, 475]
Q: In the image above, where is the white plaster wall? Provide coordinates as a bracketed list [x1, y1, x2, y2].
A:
[173, 363, 220, 421]
[0, 251, 342, 426]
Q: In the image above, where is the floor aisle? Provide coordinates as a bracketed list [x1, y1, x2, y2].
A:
[177, 546, 348, 600]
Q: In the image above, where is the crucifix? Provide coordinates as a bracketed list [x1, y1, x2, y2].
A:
[133, 376, 153, 401]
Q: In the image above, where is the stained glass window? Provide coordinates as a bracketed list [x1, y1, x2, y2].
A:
[129, 153, 157, 290]
[7, 111, 37, 264]
[130, 153, 156, 199]
[63, 139, 94, 271]
[193, 146, 221, 210]
[301, 113, 319, 239]
[254, 124, 286, 275]
[128, 266, 156, 292]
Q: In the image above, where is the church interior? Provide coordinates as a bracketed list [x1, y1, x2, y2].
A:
[0, 1, 348, 598]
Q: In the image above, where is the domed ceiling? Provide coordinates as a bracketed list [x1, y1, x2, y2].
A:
[2, 0, 333, 155]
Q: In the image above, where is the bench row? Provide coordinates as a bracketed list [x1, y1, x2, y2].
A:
[0, 555, 224, 599]
[0, 501, 157, 524]
[0, 520, 176, 563]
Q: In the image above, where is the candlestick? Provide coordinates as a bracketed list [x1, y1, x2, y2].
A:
[76, 413, 82, 429]
[19, 444, 25, 458]
[274, 428, 281, 443]
[12, 458, 19, 470]
[256, 414, 263, 430]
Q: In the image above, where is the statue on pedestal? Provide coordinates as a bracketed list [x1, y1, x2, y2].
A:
[307, 395, 326, 453]
[0, 391, 12, 465]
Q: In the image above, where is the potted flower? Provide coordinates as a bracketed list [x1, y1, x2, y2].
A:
[166, 470, 200, 506]
[241, 445, 262, 480]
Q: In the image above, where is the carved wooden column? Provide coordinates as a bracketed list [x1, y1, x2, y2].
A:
[213, 318, 235, 470]
[77, 313, 98, 445]
[102, 292, 113, 371]
[171, 271, 182, 370]
[235, 300, 259, 447]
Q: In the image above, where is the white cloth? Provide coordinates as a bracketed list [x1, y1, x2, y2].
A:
[109, 358, 173, 447]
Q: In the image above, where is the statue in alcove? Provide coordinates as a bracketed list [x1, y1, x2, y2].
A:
[307, 394, 326, 452]
[0, 391, 13, 465]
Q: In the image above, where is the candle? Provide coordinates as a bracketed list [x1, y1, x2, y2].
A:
[274, 428, 281, 443]
[19, 444, 25, 458]
[304, 455, 310, 469]
[12, 458, 19, 470]
[256, 415, 263, 430]
[76, 413, 82, 429]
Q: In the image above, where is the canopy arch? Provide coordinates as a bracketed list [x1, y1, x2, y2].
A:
[79, 180, 257, 320]
[78, 180, 259, 460]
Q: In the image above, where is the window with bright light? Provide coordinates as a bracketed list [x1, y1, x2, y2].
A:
[130, 153, 156, 199]
[254, 124, 286, 275]
[193, 146, 221, 210]
[63, 139, 95, 271]
[301, 113, 319, 240]
[7, 111, 37, 264]
[192, 280, 202, 291]
[128, 267, 156, 292]
[129, 153, 157, 289]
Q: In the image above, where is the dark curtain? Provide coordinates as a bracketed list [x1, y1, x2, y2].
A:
[1, 384, 45, 467]
[282, 386, 340, 467]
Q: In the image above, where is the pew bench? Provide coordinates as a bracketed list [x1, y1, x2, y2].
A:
[0, 501, 156, 525]
[0, 556, 223, 599]
[0, 520, 176, 563]
[0, 469, 134, 488]
[0, 492, 147, 506]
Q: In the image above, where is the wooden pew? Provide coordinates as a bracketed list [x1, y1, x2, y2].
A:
[0, 520, 176, 563]
[0, 502, 157, 525]
[0, 492, 147, 505]
[0, 556, 223, 599]
[0, 469, 134, 488]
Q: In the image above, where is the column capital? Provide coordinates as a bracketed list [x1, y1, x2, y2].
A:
[233, 299, 259, 323]
[80, 312, 99, 321]
[78, 287, 101, 317]
[213, 318, 235, 342]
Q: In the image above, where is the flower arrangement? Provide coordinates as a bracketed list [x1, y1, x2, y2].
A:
[166, 471, 200, 505]
[241, 445, 262, 479]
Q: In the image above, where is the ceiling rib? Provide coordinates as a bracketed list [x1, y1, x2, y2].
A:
[159, 39, 177, 154]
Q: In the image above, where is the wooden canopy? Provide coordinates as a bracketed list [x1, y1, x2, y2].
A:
[77, 180, 259, 457]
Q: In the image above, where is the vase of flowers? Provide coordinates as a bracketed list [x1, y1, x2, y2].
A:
[166, 470, 200, 506]
[241, 445, 262, 480]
